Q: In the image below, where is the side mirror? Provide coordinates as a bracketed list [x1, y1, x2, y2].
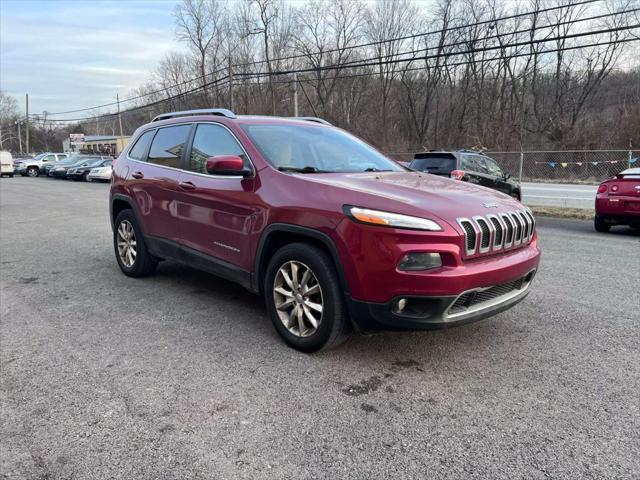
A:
[503, 172, 511, 180]
[205, 155, 250, 176]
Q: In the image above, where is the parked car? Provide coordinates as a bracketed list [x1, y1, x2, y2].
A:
[110, 109, 540, 352]
[409, 151, 522, 200]
[87, 162, 114, 182]
[594, 167, 640, 232]
[44, 155, 83, 176]
[50, 156, 107, 178]
[1, 151, 15, 177]
[15, 152, 69, 177]
[67, 158, 113, 181]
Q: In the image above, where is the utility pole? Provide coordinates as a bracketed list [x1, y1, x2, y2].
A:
[25, 93, 29, 154]
[228, 57, 234, 111]
[292, 72, 298, 117]
[117, 93, 124, 139]
[16, 121, 22, 153]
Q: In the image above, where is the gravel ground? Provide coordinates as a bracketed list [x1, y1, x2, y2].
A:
[1, 176, 639, 480]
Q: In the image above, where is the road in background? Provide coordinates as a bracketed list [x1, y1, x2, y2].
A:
[1, 177, 638, 479]
[522, 182, 597, 209]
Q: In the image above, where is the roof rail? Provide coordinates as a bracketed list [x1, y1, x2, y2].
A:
[289, 116, 332, 126]
[151, 108, 237, 122]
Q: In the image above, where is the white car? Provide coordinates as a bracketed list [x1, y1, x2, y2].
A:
[87, 164, 113, 182]
[1, 151, 15, 177]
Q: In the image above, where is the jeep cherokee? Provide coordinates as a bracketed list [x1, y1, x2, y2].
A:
[110, 109, 540, 352]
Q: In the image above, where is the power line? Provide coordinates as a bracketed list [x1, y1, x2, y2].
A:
[43, 33, 638, 124]
[42, 0, 605, 116]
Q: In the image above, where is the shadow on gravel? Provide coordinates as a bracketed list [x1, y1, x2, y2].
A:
[143, 258, 507, 363]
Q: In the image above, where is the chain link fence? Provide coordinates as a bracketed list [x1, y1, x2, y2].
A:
[486, 150, 638, 184]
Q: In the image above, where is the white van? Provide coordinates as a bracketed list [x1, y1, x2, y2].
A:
[0, 151, 14, 178]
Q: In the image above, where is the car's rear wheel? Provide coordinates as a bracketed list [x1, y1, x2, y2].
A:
[27, 166, 39, 177]
[264, 243, 351, 352]
[594, 215, 610, 233]
[114, 209, 158, 277]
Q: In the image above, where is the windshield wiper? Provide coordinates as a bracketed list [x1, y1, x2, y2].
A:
[277, 166, 328, 174]
[364, 167, 392, 172]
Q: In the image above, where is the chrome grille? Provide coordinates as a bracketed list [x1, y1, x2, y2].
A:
[476, 217, 491, 250]
[458, 209, 535, 258]
[457, 219, 478, 255]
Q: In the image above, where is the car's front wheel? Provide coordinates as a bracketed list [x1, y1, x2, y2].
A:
[27, 166, 39, 177]
[113, 209, 158, 277]
[594, 215, 611, 233]
[264, 243, 352, 352]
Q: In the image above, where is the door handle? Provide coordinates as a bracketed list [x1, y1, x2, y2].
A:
[178, 181, 196, 191]
[131, 171, 144, 179]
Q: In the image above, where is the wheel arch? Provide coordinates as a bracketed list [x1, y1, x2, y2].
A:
[254, 224, 349, 297]
[110, 194, 143, 233]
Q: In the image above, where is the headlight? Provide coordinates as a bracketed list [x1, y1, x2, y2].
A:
[346, 206, 442, 231]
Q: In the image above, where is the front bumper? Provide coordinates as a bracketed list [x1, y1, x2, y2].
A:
[88, 172, 111, 180]
[348, 269, 536, 332]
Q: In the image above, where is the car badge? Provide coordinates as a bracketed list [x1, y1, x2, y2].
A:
[483, 202, 499, 208]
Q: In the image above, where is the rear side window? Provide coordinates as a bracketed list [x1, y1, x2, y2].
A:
[410, 155, 456, 173]
[188, 124, 245, 174]
[128, 130, 155, 161]
[148, 125, 191, 168]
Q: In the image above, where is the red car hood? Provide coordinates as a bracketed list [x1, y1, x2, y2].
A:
[303, 171, 524, 223]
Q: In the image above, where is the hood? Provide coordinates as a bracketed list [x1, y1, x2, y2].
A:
[300, 171, 523, 225]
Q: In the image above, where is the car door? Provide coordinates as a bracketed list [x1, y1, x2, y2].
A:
[127, 124, 192, 245]
[174, 122, 258, 271]
[41, 154, 56, 168]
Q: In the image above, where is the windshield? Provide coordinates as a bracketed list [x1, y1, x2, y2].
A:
[33, 153, 47, 161]
[241, 124, 404, 173]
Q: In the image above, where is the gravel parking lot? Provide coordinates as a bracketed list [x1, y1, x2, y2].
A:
[1, 176, 639, 480]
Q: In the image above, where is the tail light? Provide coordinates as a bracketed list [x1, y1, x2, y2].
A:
[451, 170, 465, 180]
[597, 184, 607, 193]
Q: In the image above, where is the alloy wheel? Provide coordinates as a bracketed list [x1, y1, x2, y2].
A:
[27, 168, 38, 177]
[273, 260, 323, 337]
[116, 220, 137, 268]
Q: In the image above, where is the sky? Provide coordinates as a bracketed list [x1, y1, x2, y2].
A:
[0, 0, 184, 116]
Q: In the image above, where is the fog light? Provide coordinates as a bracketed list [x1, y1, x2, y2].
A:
[397, 298, 407, 312]
[398, 252, 442, 271]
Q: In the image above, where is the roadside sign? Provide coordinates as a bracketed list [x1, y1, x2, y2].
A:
[69, 133, 85, 145]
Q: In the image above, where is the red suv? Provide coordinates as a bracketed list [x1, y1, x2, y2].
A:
[110, 109, 540, 352]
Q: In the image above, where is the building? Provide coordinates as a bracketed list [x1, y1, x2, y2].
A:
[63, 135, 131, 156]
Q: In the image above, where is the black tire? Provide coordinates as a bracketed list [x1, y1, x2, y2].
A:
[113, 209, 158, 277]
[510, 191, 521, 201]
[26, 167, 39, 177]
[264, 242, 352, 352]
[594, 215, 610, 233]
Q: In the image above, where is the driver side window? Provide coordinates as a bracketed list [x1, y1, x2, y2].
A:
[188, 124, 245, 174]
[483, 156, 503, 176]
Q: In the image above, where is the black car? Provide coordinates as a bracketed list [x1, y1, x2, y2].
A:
[409, 151, 521, 200]
[67, 158, 112, 181]
[49, 156, 108, 179]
